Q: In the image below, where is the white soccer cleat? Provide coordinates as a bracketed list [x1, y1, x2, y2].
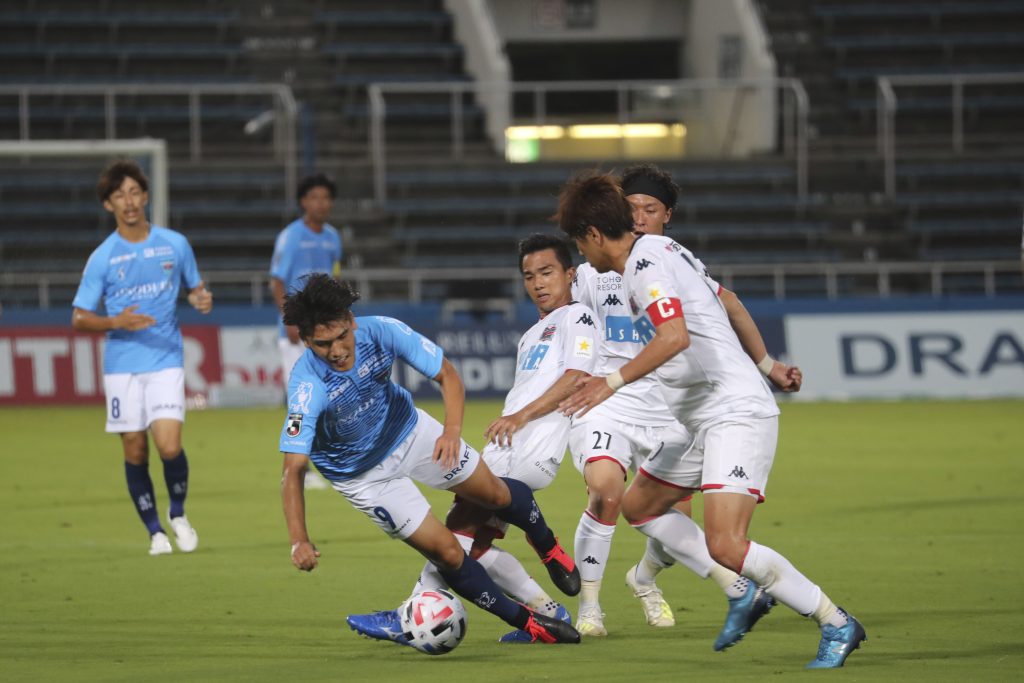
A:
[304, 469, 330, 490]
[625, 564, 675, 627]
[149, 531, 173, 556]
[168, 515, 199, 552]
[575, 605, 608, 637]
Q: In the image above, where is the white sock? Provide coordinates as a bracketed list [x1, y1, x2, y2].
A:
[811, 594, 849, 629]
[634, 538, 674, 585]
[574, 510, 616, 583]
[413, 559, 448, 597]
[477, 543, 555, 614]
[579, 579, 602, 611]
[632, 510, 715, 577]
[740, 541, 824, 617]
[708, 564, 750, 599]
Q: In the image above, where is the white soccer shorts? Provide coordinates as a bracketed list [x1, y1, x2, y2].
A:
[103, 367, 185, 433]
[569, 414, 692, 478]
[331, 409, 481, 540]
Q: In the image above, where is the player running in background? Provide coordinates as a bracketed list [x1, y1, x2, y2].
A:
[557, 172, 865, 668]
[348, 234, 600, 644]
[269, 173, 342, 490]
[571, 163, 801, 641]
[71, 159, 212, 556]
[279, 274, 580, 645]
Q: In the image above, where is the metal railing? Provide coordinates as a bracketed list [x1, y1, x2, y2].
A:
[368, 77, 809, 205]
[877, 72, 1024, 196]
[0, 83, 299, 206]
[5, 261, 1020, 310]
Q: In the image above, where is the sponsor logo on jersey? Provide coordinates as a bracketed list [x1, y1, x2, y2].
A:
[285, 412, 303, 437]
[161, 260, 174, 278]
[443, 446, 472, 481]
[575, 313, 595, 327]
[540, 325, 556, 341]
[289, 381, 313, 413]
[664, 241, 682, 253]
[327, 379, 350, 400]
[634, 258, 654, 273]
[143, 246, 174, 258]
[574, 336, 593, 359]
[110, 252, 136, 265]
[601, 294, 622, 307]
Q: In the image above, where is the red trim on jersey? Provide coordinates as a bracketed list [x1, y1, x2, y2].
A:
[701, 483, 765, 503]
[584, 509, 617, 526]
[717, 284, 722, 297]
[638, 467, 691, 491]
[646, 297, 683, 326]
[585, 455, 627, 477]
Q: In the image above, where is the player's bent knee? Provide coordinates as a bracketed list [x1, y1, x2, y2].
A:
[589, 491, 623, 520]
[430, 536, 467, 572]
[705, 534, 745, 573]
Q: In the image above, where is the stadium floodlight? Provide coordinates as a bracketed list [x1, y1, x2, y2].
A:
[0, 138, 168, 227]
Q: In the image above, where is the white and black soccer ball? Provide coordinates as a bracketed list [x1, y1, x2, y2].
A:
[398, 589, 468, 655]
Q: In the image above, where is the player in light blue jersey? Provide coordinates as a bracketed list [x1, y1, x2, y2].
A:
[279, 274, 581, 645]
[269, 173, 342, 384]
[71, 160, 212, 556]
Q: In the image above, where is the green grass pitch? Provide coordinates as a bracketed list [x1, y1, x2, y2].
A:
[1, 400, 1022, 682]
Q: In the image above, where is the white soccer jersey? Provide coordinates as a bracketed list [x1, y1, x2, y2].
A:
[572, 262, 675, 426]
[621, 234, 779, 428]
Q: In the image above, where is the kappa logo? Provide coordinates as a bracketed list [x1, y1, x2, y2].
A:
[540, 325, 556, 341]
[582, 555, 600, 565]
[728, 466, 748, 479]
[285, 412, 303, 437]
[601, 294, 622, 307]
[634, 258, 654, 273]
[575, 312, 595, 327]
[289, 381, 313, 413]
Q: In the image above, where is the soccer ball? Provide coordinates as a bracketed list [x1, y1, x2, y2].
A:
[398, 589, 468, 655]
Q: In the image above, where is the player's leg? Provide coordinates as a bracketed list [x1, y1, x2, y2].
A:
[146, 368, 198, 552]
[573, 458, 627, 636]
[701, 418, 865, 667]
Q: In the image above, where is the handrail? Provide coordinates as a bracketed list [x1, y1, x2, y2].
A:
[367, 77, 809, 205]
[0, 83, 299, 207]
[4, 261, 1020, 309]
[876, 72, 1024, 197]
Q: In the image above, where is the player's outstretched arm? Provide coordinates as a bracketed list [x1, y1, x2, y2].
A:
[485, 368, 590, 447]
[719, 287, 802, 392]
[187, 283, 213, 314]
[72, 305, 156, 332]
[431, 358, 466, 469]
[281, 452, 320, 571]
[560, 317, 688, 419]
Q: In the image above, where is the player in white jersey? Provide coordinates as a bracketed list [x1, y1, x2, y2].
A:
[569, 164, 802, 641]
[556, 173, 866, 669]
[347, 234, 600, 644]
[71, 160, 212, 556]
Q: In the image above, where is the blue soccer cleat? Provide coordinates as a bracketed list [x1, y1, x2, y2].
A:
[346, 609, 411, 647]
[806, 612, 866, 669]
[713, 583, 776, 651]
[498, 604, 572, 643]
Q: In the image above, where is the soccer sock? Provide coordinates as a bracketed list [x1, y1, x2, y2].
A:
[811, 594, 849, 629]
[632, 510, 715, 577]
[708, 564, 750, 600]
[438, 554, 531, 629]
[493, 477, 556, 555]
[161, 449, 189, 519]
[740, 541, 829, 618]
[476, 544, 556, 614]
[574, 510, 616, 584]
[634, 538, 675, 585]
[413, 560, 448, 597]
[124, 461, 163, 535]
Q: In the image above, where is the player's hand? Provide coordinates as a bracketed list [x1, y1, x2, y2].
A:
[768, 361, 802, 393]
[285, 324, 301, 345]
[188, 287, 213, 314]
[112, 304, 156, 331]
[290, 540, 320, 571]
[432, 427, 463, 469]
[558, 375, 614, 419]
[485, 412, 527, 447]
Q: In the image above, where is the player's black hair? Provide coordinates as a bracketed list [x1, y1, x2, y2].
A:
[97, 159, 149, 202]
[282, 273, 361, 339]
[554, 171, 633, 240]
[619, 162, 679, 213]
[296, 173, 338, 202]
[517, 233, 573, 271]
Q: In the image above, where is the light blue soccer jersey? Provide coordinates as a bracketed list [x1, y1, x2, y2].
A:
[278, 316, 443, 480]
[269, 219, 342, 338]
[72, 225, 202, 374]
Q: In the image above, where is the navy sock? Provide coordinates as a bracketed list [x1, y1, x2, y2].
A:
[438, 554, 530, 629]
[493, 477, 556, 555]
[124, 461, 163, 535]
[162, 449, 189, 518]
